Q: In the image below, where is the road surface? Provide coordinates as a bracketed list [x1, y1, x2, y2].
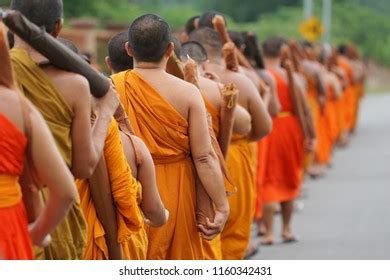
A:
[251, 93, 390, 260]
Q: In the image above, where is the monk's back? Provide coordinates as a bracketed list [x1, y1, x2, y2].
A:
[207, 66, 253, 110]
[40, 66, 90, 111]
[199, 77, 221, 112]
[134, 69, 198, 120]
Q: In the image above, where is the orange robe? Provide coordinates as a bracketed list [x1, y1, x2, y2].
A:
[325, 84, 339, 147]
[262, 69, 304, 203]
[337, 57, 356, 132]
[255, 136, 269, 220]
[351, 82, 364, 130]
[76, 119, 144, 260]
[316, 92, 332, 165]
[0, 113, 33, 260]
[112, 70, 204, 260]
[220, 135, 256, 260]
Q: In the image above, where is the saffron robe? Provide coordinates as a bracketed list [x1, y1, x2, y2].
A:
[76, 119, 144, 259]
[220, 135, 256, 260]
[112, 70, 204, 260]
[11, 48, 87, 259]
[262, 69, 304, 203]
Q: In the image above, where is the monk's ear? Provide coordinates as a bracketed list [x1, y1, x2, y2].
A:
[166, 42, 174, 58]
[105, 56, 112, 73]
[194, 18, 200, 29]
[52, 18, 64, 38]
[179, 32, 189, 43]
[201, 62, 208, 72]
[125, 42, 134, 58]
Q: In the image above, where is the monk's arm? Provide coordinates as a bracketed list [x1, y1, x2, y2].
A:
[188, 87, 229, 231]
[70, 78, 118, 179]
[233, 74, 272, 141]
[232, 104, 252, 136]
[134, 136, 168, 227]
[26, 100, 77, 246]
[294, 79, 314, 140]
[260, 71, 281, 117]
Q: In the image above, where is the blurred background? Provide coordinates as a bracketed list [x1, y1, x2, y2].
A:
[1, 0, 389, 92]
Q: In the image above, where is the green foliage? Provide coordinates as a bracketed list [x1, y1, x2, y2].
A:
[1, 0, 389, 66]
[0, 0, 10, 7]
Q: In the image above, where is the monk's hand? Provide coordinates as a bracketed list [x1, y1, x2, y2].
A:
[28, 222, 52, 247]
[198, 204, 229, 240]
[304, 138, 316, 153]
[93, 84, 120, 118]
[144, 209, 170, 228]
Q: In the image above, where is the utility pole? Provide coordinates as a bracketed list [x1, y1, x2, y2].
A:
[322, 0, 332, 44]
[303, 0, 313, 19]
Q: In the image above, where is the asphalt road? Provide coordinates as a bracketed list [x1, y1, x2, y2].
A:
[251, 93, 390, 260]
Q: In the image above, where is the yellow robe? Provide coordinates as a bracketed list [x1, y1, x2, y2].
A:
[11, 48, 87, 260]
[112, 70, 204, 260]
[76, 119, 145, 259]
[220, 136, 256, 260]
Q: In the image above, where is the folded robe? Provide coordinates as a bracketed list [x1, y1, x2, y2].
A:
[76, 119, 144, 260]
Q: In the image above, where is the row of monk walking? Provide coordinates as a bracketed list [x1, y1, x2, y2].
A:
[0, 0, 366, 260]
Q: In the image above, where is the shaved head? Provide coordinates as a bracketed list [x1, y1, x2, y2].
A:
[185, 16, 199, 35]
[262, 36, 287, 58]
[128, 14, 172, 63]
[189, 27, 222, 58]
[180, 41, 208, 65]
[198, 11, 227, 29]
[108, 31, 133, 72]
[11, 0, 63, 33]
[229, 30, 245, 49]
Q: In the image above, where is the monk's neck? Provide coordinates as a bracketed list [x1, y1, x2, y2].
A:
[264, 57, 281, 69]
[207, 55, 223, 65]
[204, 57, 225, 72]
[14, 36, 49, 63]
[134, 60, 167, 71]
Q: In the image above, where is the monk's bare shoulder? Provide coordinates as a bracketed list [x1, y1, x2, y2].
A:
[166, 73, 202, 99]
[199, 77, 221, 110]
[44, 67, 91, 110]
[0, 86, 24, 130]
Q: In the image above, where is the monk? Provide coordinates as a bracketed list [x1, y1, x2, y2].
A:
[261, 37, 305, 245]
[180, 15, 200, 43]
[105, 37, 170, 259]
[238, 31, 282, 238]
[0, 24, 76, 259]
[344, 44, 366, 133]
[299, 42, 329, 177]
[76, 118, 168, 260]
[180, 41, 252, 259]
[190, 24, 272, 259]
[10, 0, 119, 259]
[105, 31, 134, 73]
[180, 41, 252, 155]
[112, 14, 230, 260]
